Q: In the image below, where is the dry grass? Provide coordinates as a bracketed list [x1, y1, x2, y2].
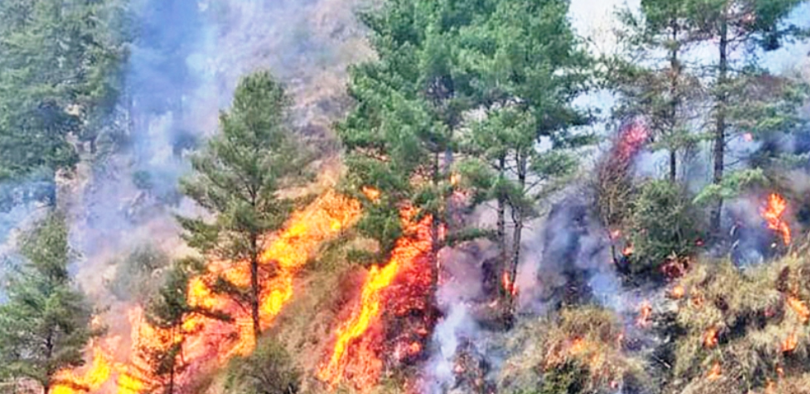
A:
[498, 306, 649, 393]
[669, 251, 810, 393]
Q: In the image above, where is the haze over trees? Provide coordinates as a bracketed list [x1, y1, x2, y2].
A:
[0, 0, 808, 393]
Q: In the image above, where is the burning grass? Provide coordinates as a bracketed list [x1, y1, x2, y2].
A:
[498, 306, 649, 393]
[670, 252, 810, 394]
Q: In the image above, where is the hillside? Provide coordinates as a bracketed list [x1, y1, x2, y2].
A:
[1, 1, 810, 394]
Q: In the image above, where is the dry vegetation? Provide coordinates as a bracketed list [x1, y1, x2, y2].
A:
[667, 245, 810, 394]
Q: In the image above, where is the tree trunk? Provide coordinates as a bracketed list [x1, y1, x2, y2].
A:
[668, 17, 680, 182]
[496, 155, 508, 299]
[429, 151, 442, 324]
[710, 14, 729, 237]
[250, 234, 261, 341]
[507, 153, 528, 315]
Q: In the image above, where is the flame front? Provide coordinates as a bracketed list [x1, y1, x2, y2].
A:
[761, 194, 791, 245]
[52, 347, 112, 394]
[53, 190, 361, 393]
[317, 208, 433, 390]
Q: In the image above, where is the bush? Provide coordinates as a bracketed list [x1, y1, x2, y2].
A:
[107, 244, 170, 302]
[625, 180, 703, 280]
[498, 306, 649, 394]
[223, 338, 301, 394]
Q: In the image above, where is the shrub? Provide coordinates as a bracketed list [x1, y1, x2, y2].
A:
[625, 180, 703, 280]
[223, 338, 301, 394]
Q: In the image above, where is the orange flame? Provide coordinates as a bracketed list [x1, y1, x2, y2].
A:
[636, 300, 652, 328]
[761, 194, 791, 245]
[362, 186, 380, 202]
[703, 326, 719, 348]
[707, 362, 722, 381]
[318, 262, 400, 385]
[502, 271, 518, 297]
[782, 331, 798, 353]
[787, 296, 810, 324]
[53, 190, 362, 393]
[622, 244, 634, 256]
[318, 209, 432, 390]
[670, 285, 685, 300]
[52, 347, 112, 394]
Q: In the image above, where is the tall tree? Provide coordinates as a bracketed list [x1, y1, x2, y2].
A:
[339, 0, 494, 313]
[178, 71, 309, 341]
[0, 0, 128, 204]
[685, 0, 806, 235]
[456, 0, 592, 312]
[139, 258, 230, 394]
[612, 0, 702, 182]
[0, 213, 99, 394]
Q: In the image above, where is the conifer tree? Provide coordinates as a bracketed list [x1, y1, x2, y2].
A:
[612, 0, 702, 182]
[0, 213, 99, 394]
[456, 0, 592, 312]
[685, 0, 807, 235]
[178, 71, 309, 341]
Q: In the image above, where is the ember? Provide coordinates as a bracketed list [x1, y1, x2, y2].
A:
[787, 296, 810, 323]
[670, 285, 685, 300]
[703, 326, 719, 348]
[502, 271, 518, 297]
[636, 300, 652, 328]
[761, 193, 791, 246]
[782, 331, 798, 353]
[707, 362, 722, 381]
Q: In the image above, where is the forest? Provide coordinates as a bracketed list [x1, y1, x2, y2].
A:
[1, 0, 810, 393]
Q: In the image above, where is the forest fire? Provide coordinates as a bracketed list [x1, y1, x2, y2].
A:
[182, 190, 362, 359]
[761, 194, 791, 245]
[318, 209, 433, 390]
[53, 190, 361, 393]
[52, 347, 112, 394]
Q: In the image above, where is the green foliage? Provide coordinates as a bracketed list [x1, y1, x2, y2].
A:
[537, 360, 589, 394]
[625, 180, 702, 279]
[692, 168, 767, 205]
[0, 0, 129, 180]
[223, 338, 300, 394]
[0, 213, 100, 392]
[178, 70, 311, 337]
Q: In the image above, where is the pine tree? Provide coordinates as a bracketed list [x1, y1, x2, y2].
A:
[338, 0, 492, 314]
[139, 258, 230, 394]
[684, 0, 807, 235]
[0, 0, 128, 203]
[177, 71, 309, 341]
[612, 0, 702, 182]
[455, 0, 592, 312]
[0, 213, 99, 394]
